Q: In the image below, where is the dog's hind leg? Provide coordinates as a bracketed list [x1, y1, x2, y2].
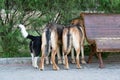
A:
[81, 44, 86, 64]
[31, 53, 35, 67]
[62, 28, 71, 69]
[33, 44, 40, 68]
[51, 49, 60, 70]
[75, 48, 82, 69]
[57, 47, 62, 64]
[80, 27, 86, 64]
[71, 48, 75, 64]
[73, 38, 82, 69]
[51, 32, 60, 70]
[45, 56, 49, 64]
[29, 41, 35, 67]
[39, 47, 45, 70]
[72, 27, 82, 69]
[34, 57, 39, 68]
[30, 52, 38, 68]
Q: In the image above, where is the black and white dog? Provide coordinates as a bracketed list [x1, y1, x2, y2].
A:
[18, 24, 41, 68]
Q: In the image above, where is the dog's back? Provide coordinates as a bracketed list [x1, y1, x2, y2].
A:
[29, 35, 42, 56]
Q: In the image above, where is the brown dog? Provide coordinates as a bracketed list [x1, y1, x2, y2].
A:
[39, 23, 64, 70]
[62, 25, 85, 69]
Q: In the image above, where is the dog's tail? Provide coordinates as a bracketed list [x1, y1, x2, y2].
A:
[63, 27, 71, 55]
[18, 24, 36, 41]
[45, 28, 51, 56]
[67, 27, 71, 51]
[76, 25, 84, 40]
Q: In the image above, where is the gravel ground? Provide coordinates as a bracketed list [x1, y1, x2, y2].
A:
[0, 61, 120, 80]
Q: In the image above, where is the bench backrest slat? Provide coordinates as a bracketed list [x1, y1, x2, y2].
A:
[82, 13, 120, 40]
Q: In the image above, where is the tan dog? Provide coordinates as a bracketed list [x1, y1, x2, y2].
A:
[62, 25, 85, 69]
[39, 23, 64, 70]
[70, 18, 86, 64]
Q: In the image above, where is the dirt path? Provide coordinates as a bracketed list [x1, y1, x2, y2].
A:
[0, 62, 120, 80]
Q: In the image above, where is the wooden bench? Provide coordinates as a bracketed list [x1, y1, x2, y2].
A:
[81, 13, 120, 68]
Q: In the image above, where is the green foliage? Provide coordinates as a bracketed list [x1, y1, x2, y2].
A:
[0, 0, 120, 57]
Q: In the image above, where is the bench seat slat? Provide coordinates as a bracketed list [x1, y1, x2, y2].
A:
[96, 39, 120, 52]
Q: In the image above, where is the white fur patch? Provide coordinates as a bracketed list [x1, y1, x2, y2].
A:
[34, 57, 39, 68]
[18, 24, 28, 38]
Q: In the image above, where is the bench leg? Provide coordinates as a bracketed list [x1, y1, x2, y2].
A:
[97, 52, 104, 68]
[87, 45, 96, 63]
